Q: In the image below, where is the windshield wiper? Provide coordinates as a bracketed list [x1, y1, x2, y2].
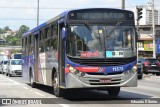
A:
[106, 21, 122, 38]
[84, 22, 102, 48]
[84, 22, 100, 39]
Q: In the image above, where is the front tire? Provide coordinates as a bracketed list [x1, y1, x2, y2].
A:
[108, 87, 120, 96]
[52, 72, 63, 97]
[156, 73, 160, 76]
[138, 75, 143, 79]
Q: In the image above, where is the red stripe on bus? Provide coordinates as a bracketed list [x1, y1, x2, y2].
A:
[75, 67, 100, 72]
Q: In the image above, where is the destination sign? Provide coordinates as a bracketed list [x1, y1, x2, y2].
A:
[69, 9, 134, 20]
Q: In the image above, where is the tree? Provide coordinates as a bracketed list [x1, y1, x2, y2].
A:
[3, 26, 11, 31]
[0, 28, 5, 34]
[6, 35, 21, 46]
[17, 25, 30, 37]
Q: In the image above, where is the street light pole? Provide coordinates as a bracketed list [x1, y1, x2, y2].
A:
[122, 0, 125, 9]
[37, 0, 39, 26]
[152, 0, 156, 58]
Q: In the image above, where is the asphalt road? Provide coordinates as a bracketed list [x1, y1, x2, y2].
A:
[0, 73, 160, 107]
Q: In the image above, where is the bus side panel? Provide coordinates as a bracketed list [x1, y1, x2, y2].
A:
[37, 51, 58, 86]
[45, 51, 58, 86]
[22, 55, 30, 82]
[38, 58, 47, 84]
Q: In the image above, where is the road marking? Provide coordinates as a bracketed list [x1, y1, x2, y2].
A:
[0, 75, 21, 85]
[35, 92, 45, 97]
[22, 86, 29, 89]
[59, 104, 70, 107]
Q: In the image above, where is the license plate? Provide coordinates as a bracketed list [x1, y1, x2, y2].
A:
[151, 65, 156, 66]
[100, 79, 111, 83]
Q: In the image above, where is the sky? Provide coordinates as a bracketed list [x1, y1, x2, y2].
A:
[0, 0, 159, 31]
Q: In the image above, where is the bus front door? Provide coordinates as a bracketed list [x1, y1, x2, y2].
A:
[34, 35, 40, 82]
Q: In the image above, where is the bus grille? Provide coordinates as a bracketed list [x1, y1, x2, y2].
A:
[89, 79, 121, 85]
[67, 56, 136, 67]
[86, 72, 123, 75]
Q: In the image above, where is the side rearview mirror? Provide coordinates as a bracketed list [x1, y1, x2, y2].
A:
[62, 27, 67, 40]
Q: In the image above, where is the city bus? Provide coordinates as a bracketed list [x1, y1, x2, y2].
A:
[22, 8, 138, 97]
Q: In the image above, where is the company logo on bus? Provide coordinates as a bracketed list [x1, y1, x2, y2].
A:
[80, 50, 99, 58]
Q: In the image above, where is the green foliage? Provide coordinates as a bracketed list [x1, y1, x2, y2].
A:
[0, 26, 11, 34]
[3, 26, 11, 31]
[17, 25, 30, 37]
[1, 25, 30, 46]
[11, 49, 21, 54]
[0, 28, 5, 34]
[5, 35, 21, 46]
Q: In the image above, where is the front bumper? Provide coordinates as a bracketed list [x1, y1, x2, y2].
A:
[65, 70, 137, 89]
[10, 70, 22, 75]
[144, 66, 160, 73]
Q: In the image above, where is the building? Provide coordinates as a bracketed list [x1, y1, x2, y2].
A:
[0, 30, 16, 39]
[137, 25, 160, 58]
[159, 9, 160, 25]
[133, 5, 158, 25]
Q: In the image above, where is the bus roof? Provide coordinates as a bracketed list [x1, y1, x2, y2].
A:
[22, 8, 133, 38]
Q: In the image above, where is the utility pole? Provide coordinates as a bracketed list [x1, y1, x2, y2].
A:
[37, 0, 39, 26]
[122, 0, 125, 9]
[136, 6, 143, 60]
[152, 0, 156, 58]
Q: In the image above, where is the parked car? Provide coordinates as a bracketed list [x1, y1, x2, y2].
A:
[0, 60, 9, 74]
[0, 55, 9, 74]
[143, 58, 160, 76]
[6, 59, 22, 77]
[137, 58, 145, 79]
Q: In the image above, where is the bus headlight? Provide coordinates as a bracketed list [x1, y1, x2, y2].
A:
[68, 65, 79, 75]
[133, 65, 137, 71]
[124, 70, 134, 76]
[68, 66, 76, 73]
[67, 64, 84, 76]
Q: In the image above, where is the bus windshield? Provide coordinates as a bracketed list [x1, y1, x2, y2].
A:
[66, 24, 136, 58]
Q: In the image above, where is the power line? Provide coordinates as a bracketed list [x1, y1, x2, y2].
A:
[0, 6, 138, 10]
[0, 18, 47, 20]
[0, 7, 74, 9]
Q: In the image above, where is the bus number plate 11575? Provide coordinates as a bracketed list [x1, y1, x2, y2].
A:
[99, 79, 111, 83]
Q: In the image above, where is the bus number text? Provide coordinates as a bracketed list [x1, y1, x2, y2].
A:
[112, 67, 124, 71]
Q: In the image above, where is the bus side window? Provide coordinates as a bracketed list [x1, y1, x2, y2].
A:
[25, 37, 28, 54]
[45, 26, 51, 51]
[51, 37, 57, 50]
[50, 22, 58, 50]
[38, 31, 44, 53]
[46, 39, 50, 51]
[22, 38, 25, 54]
[41, 30, 47, 52]
[51, 23, 57, 37]
[40, 44, 44, 52]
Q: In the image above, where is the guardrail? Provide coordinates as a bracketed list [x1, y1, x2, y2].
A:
[0, 46, 21, 50]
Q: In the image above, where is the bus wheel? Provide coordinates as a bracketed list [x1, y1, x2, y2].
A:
[156, 73, 160, 76]
[30, 71, 36, 88]
[52, 72, 63, 97]
[107, 87, 120, 96]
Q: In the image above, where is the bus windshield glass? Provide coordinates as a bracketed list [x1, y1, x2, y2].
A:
[66, 24, 135, 58]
